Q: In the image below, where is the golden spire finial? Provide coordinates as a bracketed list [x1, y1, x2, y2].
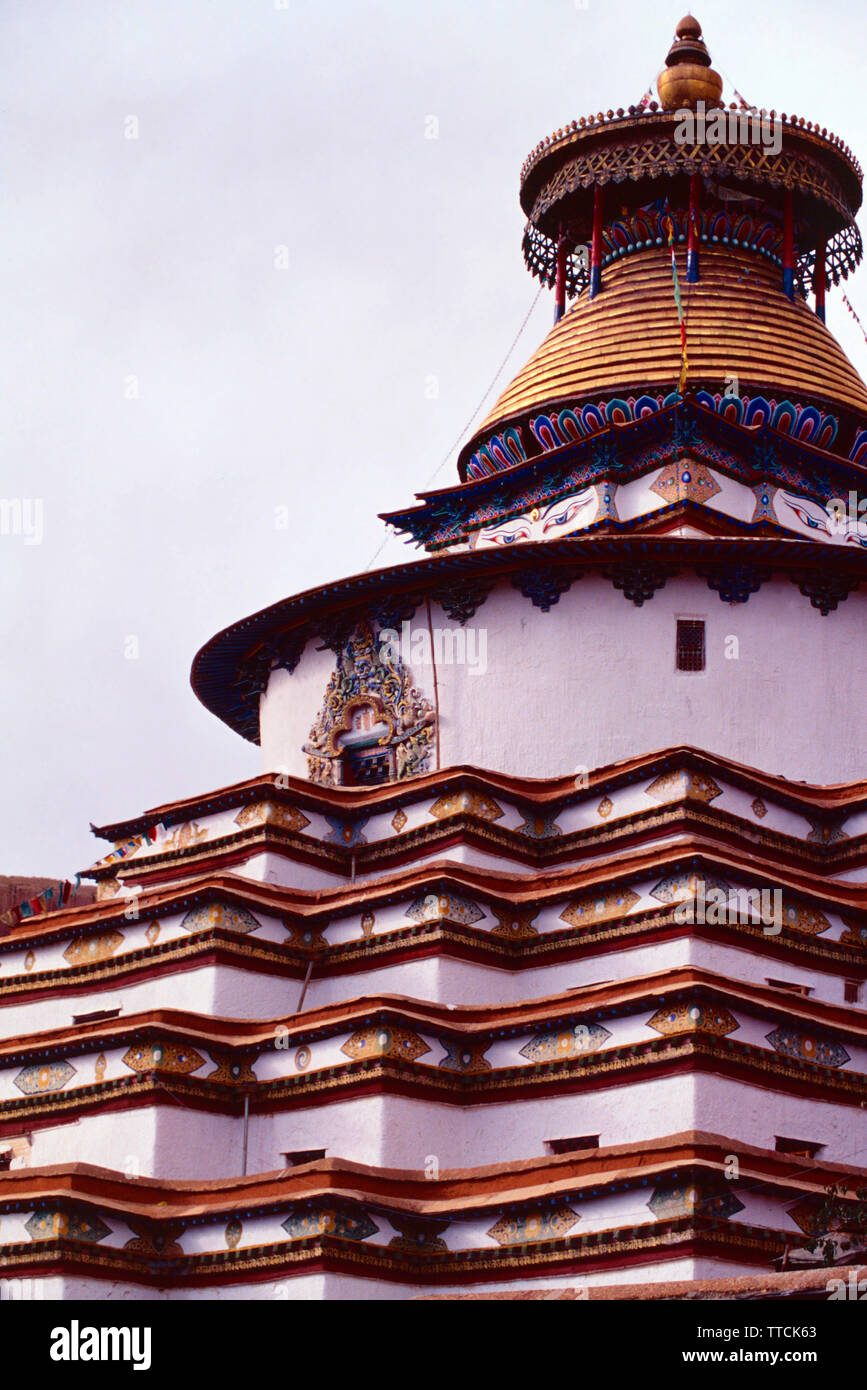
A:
[657, 15, 723, 111]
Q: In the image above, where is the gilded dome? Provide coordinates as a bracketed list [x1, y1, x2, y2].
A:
[472, 245, 867, 450]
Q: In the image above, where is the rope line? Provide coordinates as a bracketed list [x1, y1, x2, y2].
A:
[364, 283, 545, 571]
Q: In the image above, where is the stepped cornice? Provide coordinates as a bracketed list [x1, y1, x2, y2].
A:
[3, 1131, 866, 1210]
[3, 966, 867, 1060]
[79, 797, 867, 889]
[1, 1135, 864, 1289]
[3, 972, 867, 1135]
[88, 744, 867, 845]
[7, 824, 867, 996]
[13, 843, 867, 949]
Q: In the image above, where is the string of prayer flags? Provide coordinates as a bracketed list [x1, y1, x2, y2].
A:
[665, 217, 689, 394]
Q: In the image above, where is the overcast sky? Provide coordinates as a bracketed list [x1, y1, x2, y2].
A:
[2, 0, 866, 878]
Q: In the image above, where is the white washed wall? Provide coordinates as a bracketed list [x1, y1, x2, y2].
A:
[0, 930, 852, 1041]
[17, 1072, 864, 1175]
[14, 1255, 750, 1301]
[260, 575, 867, 785]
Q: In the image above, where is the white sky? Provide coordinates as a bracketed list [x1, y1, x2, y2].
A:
[3, 0, 867, 876]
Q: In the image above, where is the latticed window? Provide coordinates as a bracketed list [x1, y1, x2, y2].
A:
[343, 746, 392, 786]
[676, 619, 705, 671]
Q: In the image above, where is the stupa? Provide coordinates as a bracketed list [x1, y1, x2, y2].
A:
[2, 17, 867, 1300]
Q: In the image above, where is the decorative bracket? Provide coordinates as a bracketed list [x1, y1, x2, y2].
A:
[606, 562, 674, 606]
[511, 565, 578, 612]
[268, 630, 307, 674]
[372, 598, 420, 632]
[433, 579, 496, 626]
[791, 569, 860, 616]
[315, 614, 364, 654]
[699, 565, 772, 604]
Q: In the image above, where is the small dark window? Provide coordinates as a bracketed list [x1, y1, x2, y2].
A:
[766, 978, 813, 997]
[844, 979, 862, 1004]
[676, 619, 705, 671]
[546, 1135, 600, 1155]
[0, 1150, 11, 1171]
[343, 747, 393, 786]
[282, 1148, 326, 1168]
[775, 1136, 824, 1159]
[73, 1008, 121, 1025]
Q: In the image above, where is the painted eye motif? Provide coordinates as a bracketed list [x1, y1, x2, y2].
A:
[483, 525, 532, 546]
[541, 493, 593, 532]
[779, 492, 833, 536]
[543, 502, 581, 531]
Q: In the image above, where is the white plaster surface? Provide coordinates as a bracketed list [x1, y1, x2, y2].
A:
[259, 575, 867, 786]
[11, 1256, 755, 1300]
[17, 1071, 863, 1175]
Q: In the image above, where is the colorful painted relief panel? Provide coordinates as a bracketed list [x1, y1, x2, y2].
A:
[840, 921, 867, 949]
[62, 931, 124, 966]
[429, 790, 504, 822]
[486, 1206, 579, 1245]
[438, 1039, 492, 1074]
[648, 1182, 744, 1221]
[648, 1002, 739, 1037]
[405, 893, 484, 926]
[650, 462, 722, 506]
[490, 907, 538, 939]
[779, 901, 831, 936]
[805, 816, 848, 845]
[388, 1215, 450, 1253]
[787, 1196, 840, 1236]
[651, 872, 731, 904]
[559, 888, 640, 928]
[340, 1027, 431, 1063]
[323, 814, 369, 847]
[164, 822, 208, 850]
[283, 919, 329, 950]
[180, 903, 261, 934]
[750, 484, 777, 524]
[519, 1022, 612, 1061]
[122, 1042, 205, 1075]
[281, 1208, 378, 1242]
[25, 1209, 111, 1243]
[516, 809, 563, 839]
[305, 621, 435, 786]
[206, 1051, 259, 1085]
[123, 1220, 185, 1257]
[645, 770, 722, 805]
[765, 1027, 850, 1068]
[234, 801, 310, 832]
[14, 1061, 77, 1095]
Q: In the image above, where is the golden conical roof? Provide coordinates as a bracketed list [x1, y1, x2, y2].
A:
[474, 246, 867, 445]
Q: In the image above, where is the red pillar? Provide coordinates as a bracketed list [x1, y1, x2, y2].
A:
[813, 239, 827, 322]
[589, 186, 604, 300]
[554, 233, 569, 323]
[782, 190, 795, 301]
[686, 172, 701, 283]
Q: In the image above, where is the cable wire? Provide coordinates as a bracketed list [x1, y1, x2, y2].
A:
[363, 283, 545, 572]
